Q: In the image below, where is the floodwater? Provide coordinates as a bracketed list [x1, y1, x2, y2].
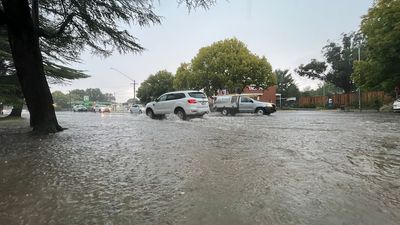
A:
[0, 111, 399, 225]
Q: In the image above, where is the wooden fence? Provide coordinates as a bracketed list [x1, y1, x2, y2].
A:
[299, 91, 393, 108]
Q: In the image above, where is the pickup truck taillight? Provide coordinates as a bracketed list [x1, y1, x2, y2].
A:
[188, 99, 197, 104]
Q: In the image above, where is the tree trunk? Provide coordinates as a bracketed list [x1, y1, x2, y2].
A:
[2, 0, 63, 133]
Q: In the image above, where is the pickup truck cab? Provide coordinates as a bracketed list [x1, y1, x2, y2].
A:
[213, 95, 276, 116]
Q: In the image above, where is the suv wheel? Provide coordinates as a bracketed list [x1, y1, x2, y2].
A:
[256, 108, 265, 115]
[221, 108, 229, 116]
[146, 109, 155, 119]
[175, 108, 187, 120]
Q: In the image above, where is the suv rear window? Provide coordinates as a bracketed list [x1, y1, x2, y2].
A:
[188, 92, 206, 98]
[167, 93, 185, 100]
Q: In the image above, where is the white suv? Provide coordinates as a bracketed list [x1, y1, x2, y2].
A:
[145, 91, 210, 120]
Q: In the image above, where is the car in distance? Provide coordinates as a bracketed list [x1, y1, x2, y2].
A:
[213, 94, 276, 116]
[72, 105, 88, 112]
[93, 104, 111, 113]
[129, 104, 143, 114]
[145, 91, 210, 120]
[393, 98, 400, 112]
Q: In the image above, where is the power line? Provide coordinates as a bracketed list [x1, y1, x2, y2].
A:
[110, 67, 139, 100]
[110, 67, 134, 82]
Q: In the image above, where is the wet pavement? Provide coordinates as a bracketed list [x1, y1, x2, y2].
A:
[0, 111, 399, 225]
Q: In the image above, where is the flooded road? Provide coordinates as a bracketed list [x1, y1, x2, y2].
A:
[1, 111, 399, 225]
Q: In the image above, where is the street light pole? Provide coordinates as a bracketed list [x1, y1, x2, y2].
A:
[69, 91, 72, 111]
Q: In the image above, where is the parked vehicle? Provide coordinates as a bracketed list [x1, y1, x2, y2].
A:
[72, 105, 88, 112]
[93, 105, 111, 113]
[393, 98, 400, 112]
[213, 94, 276, 116]
[129, 104, 143, 114]
[145, 91, 210, 120]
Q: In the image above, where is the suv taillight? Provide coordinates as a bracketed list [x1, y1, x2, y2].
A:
[188, 99, 197, 104]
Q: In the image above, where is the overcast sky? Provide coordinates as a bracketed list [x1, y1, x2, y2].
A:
[50, 0, 374, 102]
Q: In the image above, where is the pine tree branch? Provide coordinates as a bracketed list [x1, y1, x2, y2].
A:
[39, 13, 75, 38]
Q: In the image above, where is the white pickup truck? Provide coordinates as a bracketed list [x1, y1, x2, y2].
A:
[213, 95, 276, 116]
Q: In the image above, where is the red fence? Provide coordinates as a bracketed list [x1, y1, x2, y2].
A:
[299, 91, 393, 108]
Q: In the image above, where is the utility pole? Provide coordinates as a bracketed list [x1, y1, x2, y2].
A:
[358, 45, 362, 112]
[69, 91, 72, 111]
[132, 80, 139, 101]
[322, 77, 326, 108]
[110, 67, 139, 101]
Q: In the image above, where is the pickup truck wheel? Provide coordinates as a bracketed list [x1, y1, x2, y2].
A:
[256, 108, 265, 115]
[221, 108, 229, 116]
[156, 114, 165, 120]
[175, 108, 187, 120]
[146, 109, 155, 119]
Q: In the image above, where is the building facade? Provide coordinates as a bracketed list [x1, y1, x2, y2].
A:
[243, 85, 277, 104]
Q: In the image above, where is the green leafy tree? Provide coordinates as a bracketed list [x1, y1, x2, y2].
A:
[287, 85, 300, 99]
[104, 93, 116, 102]
[296, 59, 327, 80]
[354, 0, 400, 93]
[137, 70, 175, 104]
[52, 91, 70, 110]
[86, 88, 108, 102]
[68, 88, 115, 102]
[175, 38, 275, 96]
[275, 69, 299, 98]
[174, 63, 193, 90]
[296, 33, 363, 93]
[301, 83, 344, 97]
[0, 0, 214, 133]
[69, 89, 86, 101]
